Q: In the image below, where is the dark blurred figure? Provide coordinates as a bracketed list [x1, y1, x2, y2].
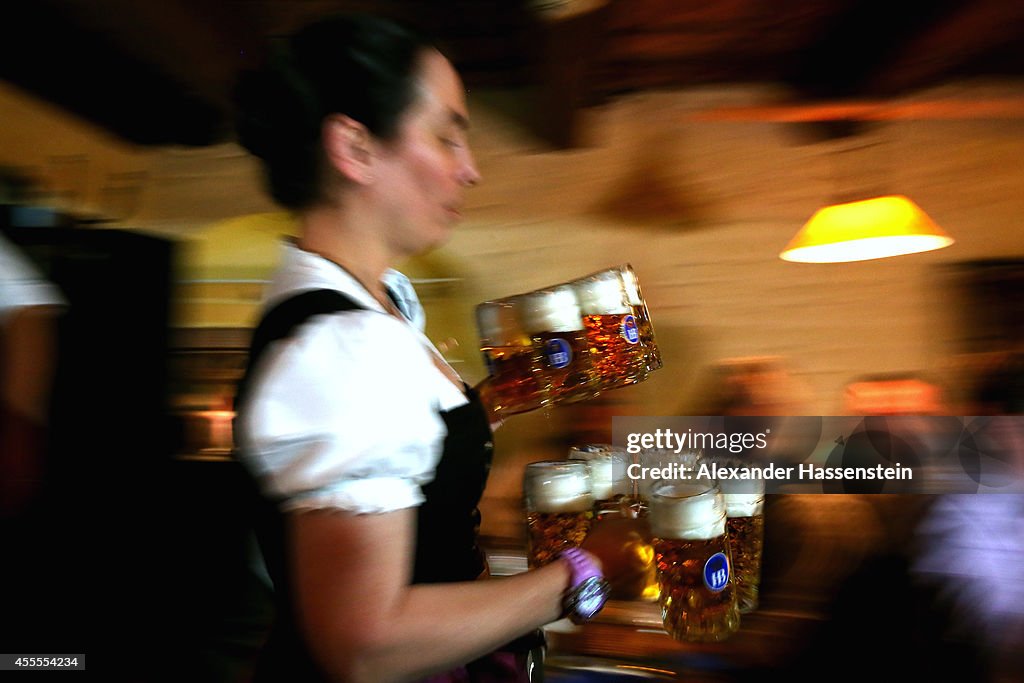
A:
[975, 351, 1024, 415]
[0, 230, 63, 515]
[0, 230, 66, 652]
[911, 356, 1024, 683]
[2, 224, 178, 679]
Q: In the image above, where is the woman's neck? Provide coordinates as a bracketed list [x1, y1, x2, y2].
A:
[298, 202, 394, 303]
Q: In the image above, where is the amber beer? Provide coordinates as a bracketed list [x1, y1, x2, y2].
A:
[476, 299, 546, 416]
[649, 481, 740, 642]
[519, 287, 599, 404]
[574, 270, 646, 390]
[523, 461, 594, 568]
[721, 477, 765, 613]
[620, 264, 662, 372]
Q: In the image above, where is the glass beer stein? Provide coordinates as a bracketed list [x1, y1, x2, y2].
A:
[476, 298, 546, 416]
[720, 476, 765, 613]
[523, 460, 595, 568]
[568, 444, 630, 517]
[649, 480, 740, 642]
[619, 264, 662, 372]
[518, 287, 599, 404]
[573, 269, 647, 390]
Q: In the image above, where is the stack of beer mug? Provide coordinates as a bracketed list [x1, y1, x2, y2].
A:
[525, 446, 660, 602]
[643, 465, 765, 641]
[525, 448, 766, 639]
[648, 480, 741, 642]
[476, 264, 661, 418]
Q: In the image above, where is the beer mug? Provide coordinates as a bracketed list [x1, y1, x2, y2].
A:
[573, 269, 647, 390]
[523, 460, 595, 568]
[573, 444, 659, 601]
[720, 475, 765, 614]
[518, 287, 600, 404]
[476, 298, 546, 416]
[619, 264, 662, 372]
[568, 444, 631, 517]
[635, 449, 702, 507]
[649, 480, 740, 642]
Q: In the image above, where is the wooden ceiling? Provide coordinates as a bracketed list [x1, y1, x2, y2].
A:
[4, 0, 1024, 150]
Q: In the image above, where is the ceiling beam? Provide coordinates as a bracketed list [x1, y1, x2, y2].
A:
[531, 0, 612, 148]
[783, 0, 969, 100]
[0, 1, 254, 146]
[868, 0, 1024, 95]
[688, 97, 1024, 122]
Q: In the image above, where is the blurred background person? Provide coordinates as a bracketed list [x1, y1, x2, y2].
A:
[911, 357, 1024, 683]
[0, 228, 66, 652]
[0, 229, 64, 516]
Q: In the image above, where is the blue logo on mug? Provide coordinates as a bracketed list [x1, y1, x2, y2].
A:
[545, 338, 572, 369]
[703, 552, 729, 592]
[622, 315, 640, 344]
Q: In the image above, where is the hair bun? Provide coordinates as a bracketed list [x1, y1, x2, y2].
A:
[229, 13, 430, 210]
[232, 47, 321, 162]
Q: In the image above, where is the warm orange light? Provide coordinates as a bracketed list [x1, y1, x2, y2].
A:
[844, 378, 943, 414]
[780, 195, 954, 263]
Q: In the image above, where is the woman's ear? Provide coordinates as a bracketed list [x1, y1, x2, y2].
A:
[322, 114, 375, 184]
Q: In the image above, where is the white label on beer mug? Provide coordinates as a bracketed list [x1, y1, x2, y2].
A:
[703, 552, 730, 592]
[545, 338, 572, 368]
[621, 315, 640, 344]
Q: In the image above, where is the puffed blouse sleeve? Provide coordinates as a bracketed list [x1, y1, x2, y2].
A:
[236, 310, 447, 515]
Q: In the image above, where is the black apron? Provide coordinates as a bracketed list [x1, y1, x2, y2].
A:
[234, 288, 500, 681]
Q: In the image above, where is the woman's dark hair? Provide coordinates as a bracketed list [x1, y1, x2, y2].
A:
[233, 14, 432, 209]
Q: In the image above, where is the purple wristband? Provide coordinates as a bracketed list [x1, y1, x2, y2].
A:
[558, 547, 602, 586]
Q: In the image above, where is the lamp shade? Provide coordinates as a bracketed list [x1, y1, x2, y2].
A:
[780, 195, 954, 263]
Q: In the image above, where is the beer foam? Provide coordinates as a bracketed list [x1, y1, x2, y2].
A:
[569, 445, 627, 500]
[519, 287, 583, 333]
[525, 462, 593, 513]
[476, 301, 522, 345]
[723, 493, 764, 518]
[621, 267, 644, 306]
[650, 483, 726, 540]
[716, 472, 765, 516]
[574, 273, 629, 315]
[576, 455, 627, 500]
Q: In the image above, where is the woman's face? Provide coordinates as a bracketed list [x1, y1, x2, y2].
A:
[373, 49, 480, 257]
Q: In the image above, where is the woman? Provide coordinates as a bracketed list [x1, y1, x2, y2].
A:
[232, 14, 608, 683]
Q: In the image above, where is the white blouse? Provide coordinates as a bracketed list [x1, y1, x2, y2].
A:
[236, 241, 468, 515]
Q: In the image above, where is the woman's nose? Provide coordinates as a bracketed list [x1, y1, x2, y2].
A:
[459, 148, 481, 187]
